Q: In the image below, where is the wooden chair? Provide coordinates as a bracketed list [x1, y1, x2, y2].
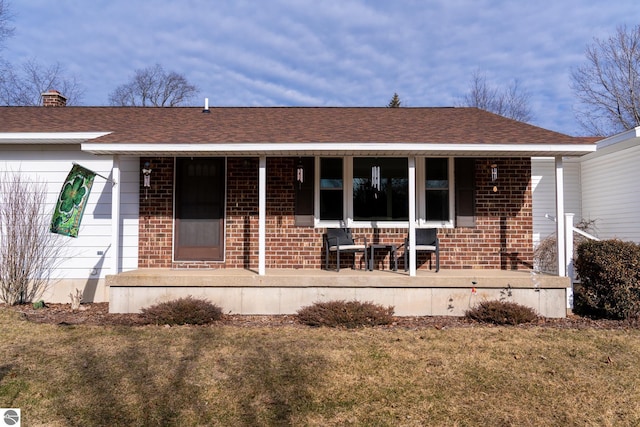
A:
[404, 228, 440, 272]
[323, 228, 368, 272]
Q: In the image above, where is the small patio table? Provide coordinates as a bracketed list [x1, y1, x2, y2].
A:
[368, 244, 398, 271]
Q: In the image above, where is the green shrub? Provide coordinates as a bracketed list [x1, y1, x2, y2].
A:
[574, 239, 640, 320]
[141, 296, 223, 325]
[465, 300, 538, 325]
[296, 300, 394, 328]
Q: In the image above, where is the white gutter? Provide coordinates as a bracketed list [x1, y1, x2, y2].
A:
[593, 126, 640, 150]
[0, 132, 111, 143]
[580, 128, 640, 161]
[81, 142, 597, 156]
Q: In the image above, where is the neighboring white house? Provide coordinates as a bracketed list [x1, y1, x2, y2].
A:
[580, 128, 640, 244]
[532, 126, 640, 247]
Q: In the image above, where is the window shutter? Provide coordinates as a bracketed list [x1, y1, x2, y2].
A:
[295, 157, 315, 226]
[455, 158, 476, 227]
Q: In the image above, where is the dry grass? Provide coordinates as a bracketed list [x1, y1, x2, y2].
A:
[2, 309, 640, 426]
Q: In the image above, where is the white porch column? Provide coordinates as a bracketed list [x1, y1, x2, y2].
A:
[555, 156, 566, 277]
[408, 157, 417, 276]
[111, 155, 121, 275]
[258, 156, 266, 276]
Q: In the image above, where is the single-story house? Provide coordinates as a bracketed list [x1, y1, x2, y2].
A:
[0, 90, 599, 317]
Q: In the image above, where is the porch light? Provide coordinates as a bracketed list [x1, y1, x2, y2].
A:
[142, 161, 152, 199]
[491, 163, 498, 192]
[296, 159, 304, 189]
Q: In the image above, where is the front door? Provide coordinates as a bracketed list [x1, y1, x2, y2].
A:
[174, 157, 225, 261]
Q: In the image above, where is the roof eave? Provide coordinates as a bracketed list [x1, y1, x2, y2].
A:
[580, 126, 640, 160]
[80, 142, 598, 157]
[0, 132, 112, 144]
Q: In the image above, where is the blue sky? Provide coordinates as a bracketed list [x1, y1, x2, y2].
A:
[2, 0, 638, 135]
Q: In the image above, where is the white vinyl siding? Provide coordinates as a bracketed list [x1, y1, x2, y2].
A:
[531, 157, 582, 246]
[581, 143, 640, 243]
[0, 145, 139, 280]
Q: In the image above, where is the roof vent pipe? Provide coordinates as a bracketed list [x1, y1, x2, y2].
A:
[202, 98, 210, 113]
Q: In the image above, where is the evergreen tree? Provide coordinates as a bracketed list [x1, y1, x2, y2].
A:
[387, 92, 402, 108]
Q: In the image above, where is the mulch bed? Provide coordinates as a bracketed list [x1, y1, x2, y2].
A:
[3, 302, 638, 330]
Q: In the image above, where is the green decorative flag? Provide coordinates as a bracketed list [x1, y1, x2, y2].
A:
[50, 164, 96, 237]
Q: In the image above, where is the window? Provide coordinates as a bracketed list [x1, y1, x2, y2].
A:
[316, 156, 473, 228]
[425, 158, 449, 222]
[353, 157, 408, 220]
[319, 158, 343, 220]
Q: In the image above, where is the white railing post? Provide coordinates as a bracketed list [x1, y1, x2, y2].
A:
[564, 212, 575, 310]
[564, 213, 575, 281]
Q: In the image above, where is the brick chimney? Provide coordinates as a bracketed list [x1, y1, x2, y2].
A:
[41, 90, 67, 107]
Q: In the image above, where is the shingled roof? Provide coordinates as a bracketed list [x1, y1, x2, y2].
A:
[0, 106, 597, 156]
[0, 106, 583, 142]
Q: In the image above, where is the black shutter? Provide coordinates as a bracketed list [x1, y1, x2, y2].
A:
[455, 158, 476, 228]
[294, 157, 315, 226]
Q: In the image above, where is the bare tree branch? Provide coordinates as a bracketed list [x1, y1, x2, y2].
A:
[459, 70, 533, 123]
[0, 0, 15, 50]
[0, 171, 66, 305]
[571, 25, 640, 136]
[0, 58, 84, 106]
[109, 63, 199, 107]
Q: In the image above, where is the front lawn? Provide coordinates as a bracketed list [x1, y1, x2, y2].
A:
[1, 308, 639, 426]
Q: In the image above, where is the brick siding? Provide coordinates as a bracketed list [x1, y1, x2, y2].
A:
[439, 158, 533, 270]
[138, 157, 533, 271]
[138, 158, 174, 268]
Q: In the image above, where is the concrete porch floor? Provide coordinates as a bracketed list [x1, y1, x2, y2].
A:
[107, 268, 570, 317]
[107, 267, 568, 288]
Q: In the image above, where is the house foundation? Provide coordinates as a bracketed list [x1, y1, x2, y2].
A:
[107, 268, 569, 317]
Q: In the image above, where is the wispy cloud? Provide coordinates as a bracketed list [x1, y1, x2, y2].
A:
[2, 0, 638, 135]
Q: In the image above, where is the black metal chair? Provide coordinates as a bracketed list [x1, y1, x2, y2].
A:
[404, 228, 440, 272]
[323, 228, 368, 272]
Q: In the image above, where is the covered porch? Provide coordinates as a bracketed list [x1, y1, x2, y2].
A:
[80, 107, 598, 317]
[107, 268, 570, 317]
